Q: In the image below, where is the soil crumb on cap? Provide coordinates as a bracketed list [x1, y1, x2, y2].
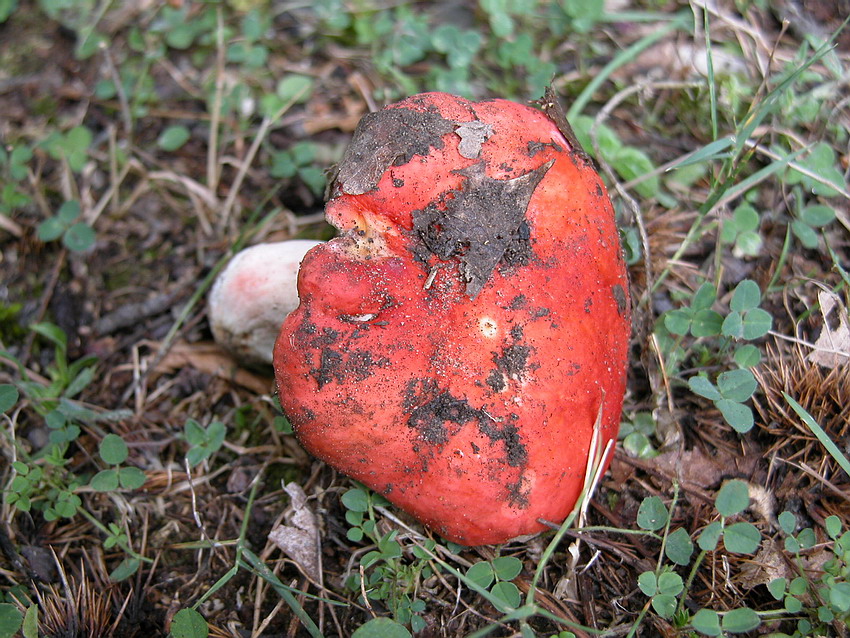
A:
[413, 160, 553, 298]
[335, 108, 456, 195]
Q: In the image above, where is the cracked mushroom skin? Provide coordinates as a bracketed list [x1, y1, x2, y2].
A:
[273, 92, 631, 546]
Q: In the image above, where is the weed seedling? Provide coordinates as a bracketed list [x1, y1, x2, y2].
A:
[269, 142, 326, 197]
[342, 485, 433, 632]
[36, 201, 96, 253]
[465, 555, 524, 609]
[2, 325, 149, 580]
[183, 419, 227, 468]
[662, 279, 772, 433]
[619, 411, 660, 459]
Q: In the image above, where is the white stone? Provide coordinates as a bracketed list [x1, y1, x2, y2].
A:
[208, 240, 322, 366]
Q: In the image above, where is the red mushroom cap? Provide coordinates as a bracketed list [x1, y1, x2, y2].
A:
[274, 92, 631, 545]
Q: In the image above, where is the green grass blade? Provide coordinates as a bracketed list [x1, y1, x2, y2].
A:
[567, 11, 690, 120]
[668, 136, 735, 170]
[193, 565, 239, 608]
[238, 549, 340, 605]
[703, 8, 718, 140]
[784, 393, 850, 477]
[240, 548, 325, 638]
[735, 33, 840, 155]
[599, 11, 677, 23]
[463, 606, 537, 638]
[713, 145, 809, 208]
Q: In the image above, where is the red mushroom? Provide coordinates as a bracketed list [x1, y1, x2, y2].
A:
[273, 92, 631, 545]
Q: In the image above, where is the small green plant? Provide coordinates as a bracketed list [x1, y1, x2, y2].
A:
[720, 280, 773, 341]
[29, 0, 105, 58]
[89, 433, 147, 491]
[637, 566, 685, 621]
[663, 281, 725, 339]
[310, 0, 571, 100]
[342, 485, 433, 632]
[259, 74, 314, 119]
[661, 279, 771, 433]
[1, 326, 148, 580]
[269, 142, 326, 197]
[2, 322, 98, 452]
[92, 32, 161, 121]
[629, 475, 850, 635]
[157, 125, 192, 152]
[0, 603, 23, 638]
[36, 200, 96, 253]
[691, 510, 850, 636]
[6, 460, 75, 519]
[492, 31, 556, 98]
[149, 4, 218, 53]
[687, 369, 757, 433]
[618, 411, 659, 459]
[790, 199, 836, 249]
[183, 419, 227, 468]
[765, 513, 850, 636]
[764, 392, 850, 637]
[571, 115, 661, 200]
[783, 141, 846, 199]
[170, 607, 209, 638]
[39, 125, 92, 173]
[0, 0, 18, 23]
[628, 481, 763, 635]
[351, 617, 411, 638]
[0, 384, 17, 414]
[720, 202, 763, 258]
[465, 555, 524, 609]
[226, 9, 271, 69]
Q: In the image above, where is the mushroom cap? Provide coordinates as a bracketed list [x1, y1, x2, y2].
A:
[274, 93, 631, 545]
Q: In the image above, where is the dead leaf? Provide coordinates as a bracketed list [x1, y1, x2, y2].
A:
[738, 538, 790, 590]
[155, 341, 272, 395]
[652, 448, 726, 490]
[739, 537, 833, 591]
[268, 482, 322, 583]
[808, 290, 850, 369]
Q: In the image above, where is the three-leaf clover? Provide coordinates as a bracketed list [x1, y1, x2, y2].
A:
[784, 141, 846, 197]
[37, 200, 96, 253]
[466, 556, 523, 609]
[792, 203, 837, 249]
[721, 203, 763, 258]
[689, 369, 758, 433]
[184, 419, 227, 467]
[638, 568, 684, 618]
[269, 142, 325, 196]
[721, 280, 772, 340]
[90, 433, 147, 491]
[664, 282, 723, 338]
[40, 125, 92, 173]
[699, 480, 761, 555]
